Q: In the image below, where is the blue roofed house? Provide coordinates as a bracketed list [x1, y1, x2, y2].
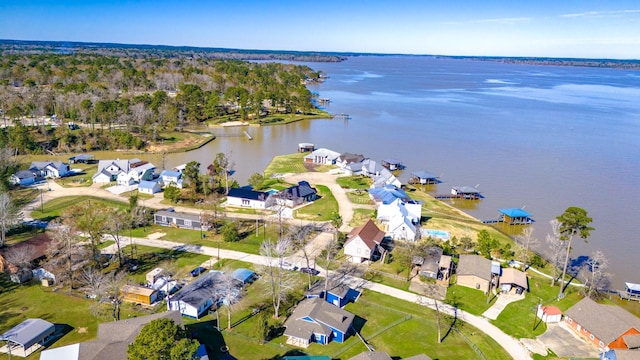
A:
[284, 298, 355, 347]
[159, 169, 183, 189]
[9, 170, 36, 186]
[138, 180, 162, 194]
[305, 280, 362, 309]
[226, 187, 271, 209]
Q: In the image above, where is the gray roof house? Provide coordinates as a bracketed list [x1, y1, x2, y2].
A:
[0, 318, 56, 357]
[39, 311, 183, 360]
[29, 161, 69, 178]
[154, 209, 208, 231]
[270, 181, 318, 208]
[419, 247, 444, 279]
[9, 170, 36, 186]
[167, 272, 225, 318]
[284, 298, 355, 347]
[349, 352, 392, 360]
[456, 254, 494, 293]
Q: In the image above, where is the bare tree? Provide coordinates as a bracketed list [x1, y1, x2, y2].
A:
[0, 147, 18, 191]
[578, 250, 611, 299]
[545, 220, 565, 286]
[515, 227, 539, 267]
[288, 224, 314, 289]
[102, 271, 128, 321]
[216, 273, 241, 329]
[260, 237, 294, 319]
[0, 193, 22, 247]
[106, 210, 128, 268]
[3, 244, 35, 270]
[45, 224, 87, 289]
[81, 266, 106, 298]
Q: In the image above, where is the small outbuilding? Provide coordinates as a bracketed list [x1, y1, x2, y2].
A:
[298, 143, 315, 153]
[9, 170, 36, 186]
[500, 268, 528, 295]
[146, 267, 164, 285]
[120, 285, 159, 306]
[498, 208, 534, 225]
[0, 318, 56, 357]
[231, 268, 256, 284]
[138, 180, 162, 194]
[410, 171, 440, 185]
[537, 305, 562, 323]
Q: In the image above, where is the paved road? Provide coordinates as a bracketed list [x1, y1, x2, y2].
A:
[102, 235, 532, 360]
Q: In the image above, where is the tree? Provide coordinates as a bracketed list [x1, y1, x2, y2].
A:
[164, 184, 181, 203]
[3, 244, 35, 270]
[0, 193, 22, 247]
[545, 219, 565, 286]
[288, 224, 314, 289]
[557, 207, 594, 297]
[0, 147, 17, 191]
[44, 223, 87, 289]
[260, 237, 294, 319]
[211, 152, 234, 195]
[127, 318, 198, 360]
[515, 227, 538, 267]
[103, 270, 127, 321]
[476, 230, 497, 259]
[216, 273, 242, 329]
[578, 250, 611, 299]
[183, 161, 201, 194]
[222, 221, 240, 242]
[64, 202, 109, 260]
[248, 172, 265, 190]
[106, 209, 128, 268]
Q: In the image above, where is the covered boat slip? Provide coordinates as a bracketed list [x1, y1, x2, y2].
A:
[483, 208, 534, 225]
[620, 282, 640, 301]
[0, 319, 56, 357]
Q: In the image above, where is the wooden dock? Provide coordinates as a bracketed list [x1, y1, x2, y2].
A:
[334, 113, 350, 120]
[244, 131, 253, 140]
[434, 193, 482, 200]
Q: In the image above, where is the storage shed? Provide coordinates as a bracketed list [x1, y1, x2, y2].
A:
[146, 267, 164, 285]
[121, 285, 158, 306]
[231, 268, 256, 284]
[537, 305, 562, 323]
[0, 318, 56, 357]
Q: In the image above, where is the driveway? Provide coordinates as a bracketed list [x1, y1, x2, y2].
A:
[482, 293, 525, 320]
[537, 323, 599, 358]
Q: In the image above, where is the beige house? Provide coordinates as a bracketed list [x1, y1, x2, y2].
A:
[344, 220, 385, 263]
[456, 255, 493, 293]
[499, 268, 528, 295]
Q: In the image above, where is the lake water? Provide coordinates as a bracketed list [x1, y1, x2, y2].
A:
[168, 56, 640, 289]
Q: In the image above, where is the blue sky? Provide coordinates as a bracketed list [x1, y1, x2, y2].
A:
[0, 0, 639, 59]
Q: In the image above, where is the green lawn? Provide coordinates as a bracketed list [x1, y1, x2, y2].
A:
[294, 185, 339, 221]
[346, 191, 374, 205]
[30, 196, 128, 221]
[263, 153, 307, 177]
[56, 163, 97, 187]
[336, 176, 372, 189]
[350, 208, 375, 227]
[445, 284, 496, 316]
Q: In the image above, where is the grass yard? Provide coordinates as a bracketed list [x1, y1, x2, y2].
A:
[294, 185, 339, 221]
[30, 196, 128, 221]
[445, 284, 496, 316]
[9, 186, 40, 208]
[56, 162, 97, 187]
[118, 244, 212, 284]
[263, 153, 307, 177]
[350, 208, 375, 227]
[346, 190, 374, 205]
[336, 176, 372, 189]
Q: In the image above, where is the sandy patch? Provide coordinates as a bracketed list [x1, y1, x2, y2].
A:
[147, 232, 166, 240]
[77, 327, 88, 334]
[220, 121, 249, 127]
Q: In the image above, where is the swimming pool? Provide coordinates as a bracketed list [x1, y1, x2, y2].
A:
[266, 189, 278, 195]
[422, 229, 450, 241]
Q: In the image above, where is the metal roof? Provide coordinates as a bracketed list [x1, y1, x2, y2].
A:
[626, 282, 640, 292]
[0, 318, 55, 349]
[499, 208, 532, 218]
[231, 268, 255, 283]
[412, 171, 438, 179]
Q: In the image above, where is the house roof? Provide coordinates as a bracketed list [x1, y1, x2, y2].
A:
[14, 170, 35, 179]
[170, 271, 224, 308]
[160, 170, 182, 178]
[0, 318, 55, 349]
[304, 148, 340, 161]
[69, 154, 94, 161]
[440, 255, 452, 270]
[623, 334, 640, 349]
[155, 210, 201, 222]
[500, 268, 528, 289]
[565, 297, 640, 343]
[403, 355, 433, 360]
[348, 351, 392, 360]
[29, 161, 52, 170]
[412, 171, 438, 180]
[121, 284, 156, 297]
[0, 233, 52, 264]
[420, 247, 444, 274]
[346, 219, 385, 250]
[626, 283, 640, 292]
[540, 305, 562, 316]
[456, 255, 492, 281]
[607, 350, 640, 360]
[138, 180, 160, 190]
[284, 298, 355, 338]
[499, 208, 532, 218]
[339, 152, 365, 164]
[278, 181, 317, 200]
[227, 187, 269, 201]
[368, 186, 411, 205]
[231, 268, 255, 283]
[452, 186, 480, 194]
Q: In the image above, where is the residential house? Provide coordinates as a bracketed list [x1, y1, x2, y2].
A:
[438, 255, 453, 284]
[386, 210, 418, 241]
[0, 318, 55, 357]
[9, 170, 35, 186]
[344, 219, 386, 263]
[92, 158, 140, 183]
[410, 171, 440, 185]
[451, 186, 483, 199]
[381, 158, 403, 171]
[154, 209, 208, 231]
[138, 180, 162, 194]
[601, 349, 640, 360]
[29, 161, 69, 179]
[283, 298, 355, 347]
[226, 187, 271, 209]
[167, 271, 226, 318]
[305, 281, 361, 308]
[564, 297, 640, 352]
[159, 169, 183, 188]
[304, 148, 341, 165]
[270, 181, 318, 208]
[498, 208, 535, 225]
[456, 255, 494, 293]
[337, 152, 365, 169]
[127, 162, 156, 183]
[537, 305, 562, 323]
[375, 195, 422, 223]
[39, 311, 184, 360]
[499, 268, 528, 295]
[361, 159, 384, 177]
[120, 284, 159, 306]
[419, 247, 444, 279]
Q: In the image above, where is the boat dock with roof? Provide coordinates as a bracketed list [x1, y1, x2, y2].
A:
[435, 186, 483, 200]
[483, 208, 534, 225]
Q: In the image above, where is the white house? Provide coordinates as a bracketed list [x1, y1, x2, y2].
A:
[226, 188, 270, 209]
[377, 198, 421, 224]
[10, 170, 36, 186]
[138, 180, 162, 194]
[160, 170, 183, 188]
[386, 211, 418, 241]
[304, 148, 341, 165]
[167, 272, 225, 318]
[127, 162, 156, 183]
[29, 161, 69, 178]
[344, 219, 386, 263]
[92, 158, 148, 183]
[537, 305, 562, 323]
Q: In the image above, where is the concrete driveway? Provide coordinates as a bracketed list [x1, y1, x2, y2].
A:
[537, 323, 599, 358]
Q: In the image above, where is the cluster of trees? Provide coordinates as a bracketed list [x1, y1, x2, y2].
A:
[0, 51, 322, 154]
[128, 318, 199, 360]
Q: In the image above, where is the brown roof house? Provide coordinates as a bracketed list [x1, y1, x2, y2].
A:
[344, 220, 386, 263]
[39, 311, 184, 360]
[284, 298, 355, 347]
[564, 297, 640, 352]
[456, 255, 497, 294]
[499, 268, 528, 295]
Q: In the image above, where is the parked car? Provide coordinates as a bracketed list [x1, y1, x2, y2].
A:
[190, 266, 206, 277]
[299, 267, 320, 275]
[280, 261, 298, 271]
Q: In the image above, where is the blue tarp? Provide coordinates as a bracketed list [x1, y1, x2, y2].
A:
[499, 208, 532, 218]
[231, 268, 255, 284]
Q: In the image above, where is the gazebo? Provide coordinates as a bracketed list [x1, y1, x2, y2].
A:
[0, 318, 56, 357]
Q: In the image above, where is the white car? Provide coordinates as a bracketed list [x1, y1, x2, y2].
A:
[280, 261, 298, 271]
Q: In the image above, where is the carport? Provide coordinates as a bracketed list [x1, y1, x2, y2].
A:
[0, 318, 56, 357]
